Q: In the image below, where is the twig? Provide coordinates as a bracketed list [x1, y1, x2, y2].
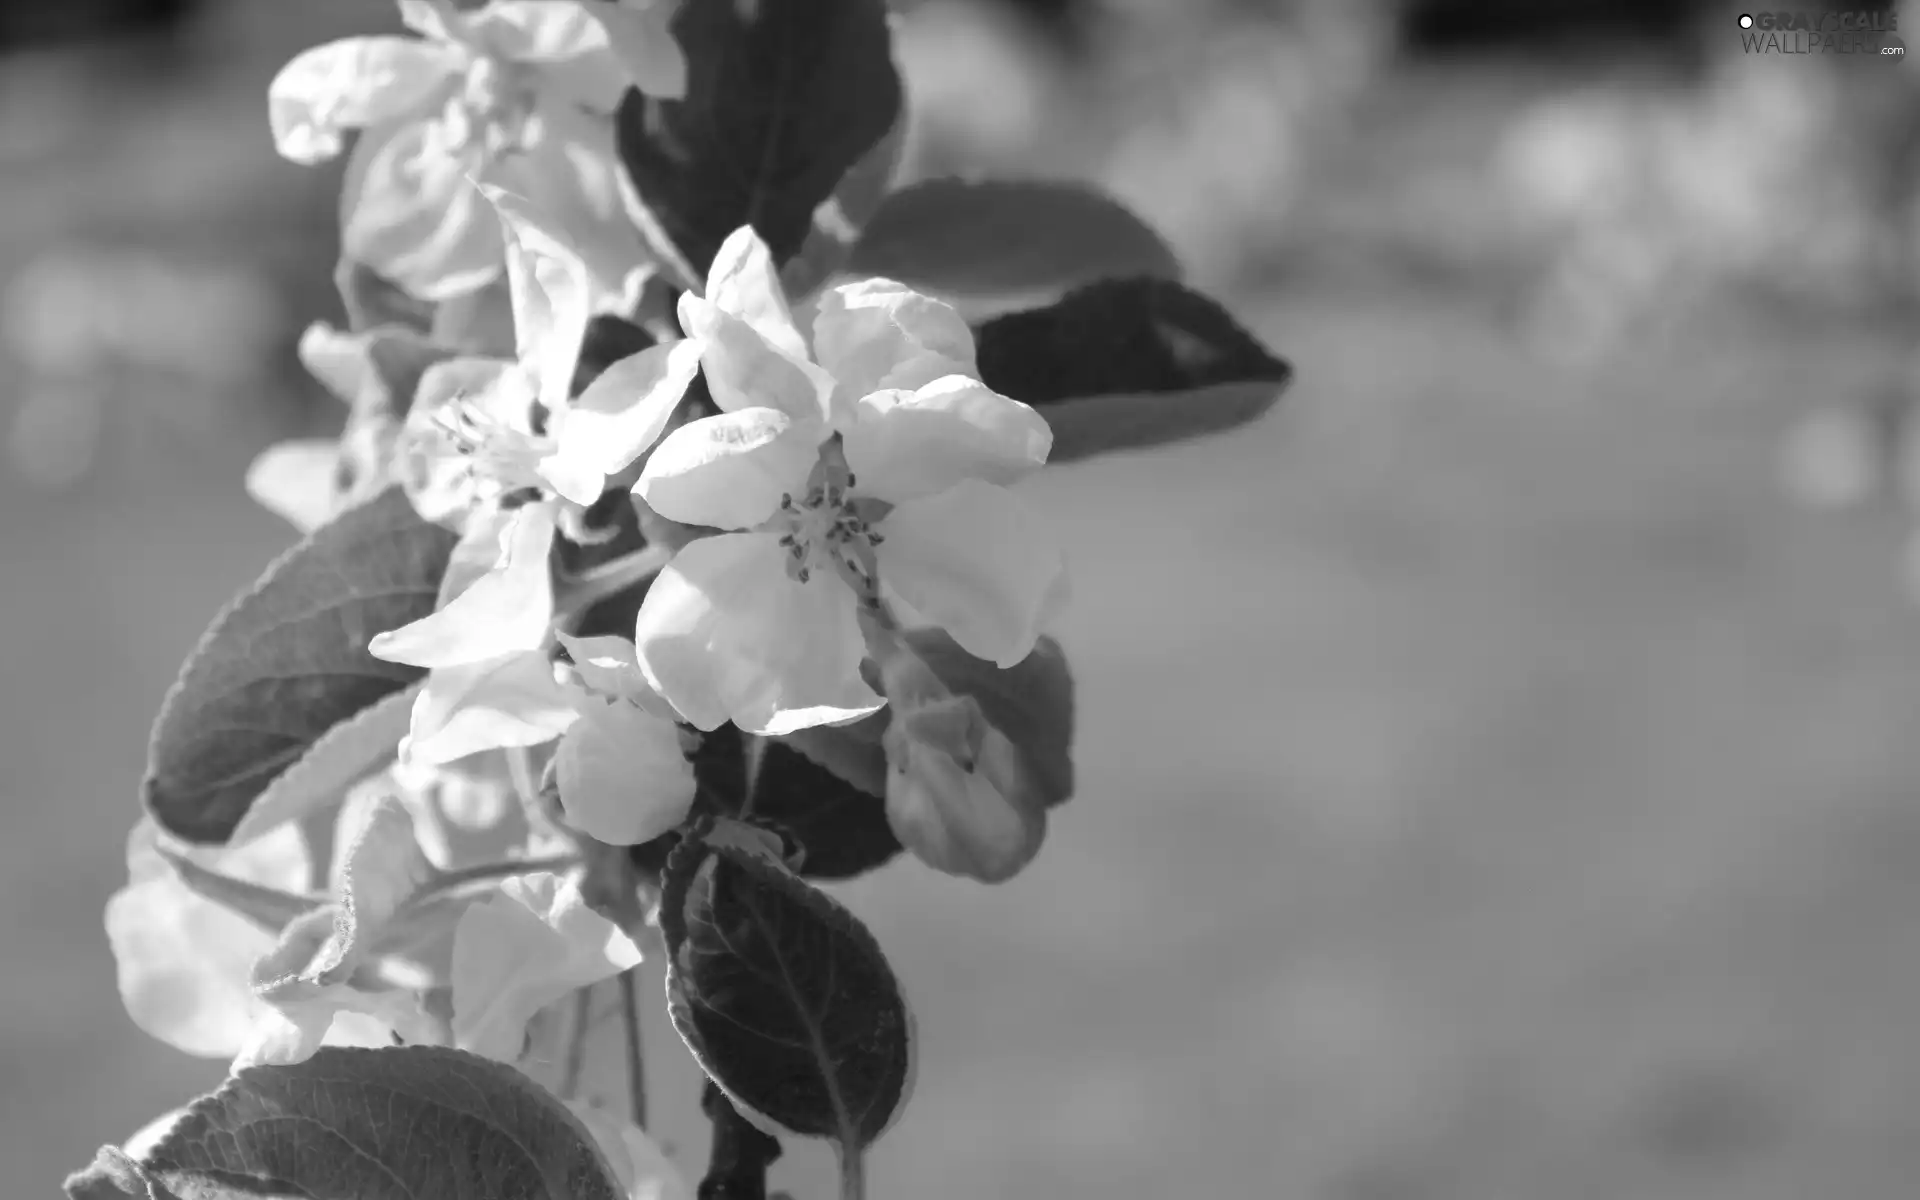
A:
[559, 985, 593, 1099]
[618, 967, 648, 1130]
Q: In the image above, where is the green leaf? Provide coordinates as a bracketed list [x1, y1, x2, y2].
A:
[780, 114, 907, 300]
[974, 277, 1293, 463]
[660, 821, 915, 1156]
[144, 487, 458, 845]
[693, 724, 903, 880]
[62, 1046, 624, 1200]
[613, 0, 902, 278]
[847, 178, 1181, 316]
[224, 682, 418, 846]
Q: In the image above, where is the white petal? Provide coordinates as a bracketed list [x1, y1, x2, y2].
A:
[342, 118, 504, 302]
[471, 0, 609, 60]
[268, 36, 459, 164]
[401, 651, 579, 767]
[245, 438, 341, 532]
[555, 703, 695, 844]
[704, 227, 810, 359]
[296, 322, 372, 401]
[451, 872, 642, 1062]
[397, 358, 524, 527]
[479, 183, 595, 417]
[106, 875, 276, 1059]
[633, 533, 883, 734]
[569, 1102, 694, 1200]
[813, 279, 977, 399]
[875, 479, 1065, 667]
[679, 291, 832, 421]
[497, 108, 650, 306]
[543, 339, 702, 503]
[555, 633, 647, 698]
[399, 0, 469, 43]
[370, 502, 557, 668]
[842, 375, 1053, 503]
[635, 408, 822, 530]
[104, 821, 309, 1059]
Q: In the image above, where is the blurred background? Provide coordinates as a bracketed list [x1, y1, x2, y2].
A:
[7, 0, 1920, 1196]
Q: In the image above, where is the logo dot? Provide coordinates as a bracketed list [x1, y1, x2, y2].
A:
[1738, 12, 1754, 27]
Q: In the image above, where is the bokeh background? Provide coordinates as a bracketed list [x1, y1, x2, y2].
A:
[7, 1, 1920, 1196]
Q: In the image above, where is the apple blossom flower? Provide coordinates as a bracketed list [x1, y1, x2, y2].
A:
[247, 321, 453, 533]
[371, 499, 580, 767]
[631, 227, 1067, 736]
[549, 633, 697, 846]
[269, 0, 685, 300]
[450, 871, 641, 1061]
[395, 183, 701, 532]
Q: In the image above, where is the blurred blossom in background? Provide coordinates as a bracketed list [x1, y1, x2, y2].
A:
[14, 1, 1920, 1197]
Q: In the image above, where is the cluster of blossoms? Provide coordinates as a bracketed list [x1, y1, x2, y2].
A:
[76, 2, 1285, 1196]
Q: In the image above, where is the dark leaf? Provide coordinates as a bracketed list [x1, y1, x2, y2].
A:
[614, 0, 902, 276]
[847, 178, 1181, 316]
[693, 724, 903, 880]
[571, 313, 659, 400]
[661, 823, 915, 1152]
[64, 1046, 623, 1200]
[974, 277, 1292, 462]
[698, 1078, 783, 1200]
[144, 487, 457, 844]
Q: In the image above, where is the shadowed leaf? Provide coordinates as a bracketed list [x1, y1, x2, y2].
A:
[63, 1046, 623, 1200]
[975, 277, 1292, 462]
[144, 487, 457, 844]
[660, 823, 915, 1156]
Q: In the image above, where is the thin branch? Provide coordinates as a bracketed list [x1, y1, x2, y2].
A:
[559, 984, 593, 1099]
[618, 967, 648, 1130]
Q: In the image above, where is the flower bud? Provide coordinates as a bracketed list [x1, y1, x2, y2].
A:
[878, 647, 1046, 883]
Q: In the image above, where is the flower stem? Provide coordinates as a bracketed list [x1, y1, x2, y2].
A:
[618, 967, 648, 1130]
[560, 543, 673, 617]
[423, 854, 578, 897]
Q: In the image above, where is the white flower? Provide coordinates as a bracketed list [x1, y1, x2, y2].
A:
[395, 184, 701, 530]
[371, 500, 580, 767]
[269, 0, 685, 300]
[550, 634, 697, 845]
[450, 872, 641, 1061]
[631, 227, 1066, 735]
[106, 819, 314, 1059]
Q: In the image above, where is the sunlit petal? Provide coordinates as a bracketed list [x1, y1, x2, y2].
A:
[875, 479, 1065, 668]
[370, 502, 557, 668]
[813, 278, 977, 399]
[633, 532, 883, 734]
[342, 119, 503, 303]
[450, 872, 642, 1062]
[636, 408, 823, 530]
[554, 703, 695, 844]
[842, 375, 1052, 503]
[402, 652, 579, 767]
[268, 37, 459, 164]
[543, 339, 702, 504]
